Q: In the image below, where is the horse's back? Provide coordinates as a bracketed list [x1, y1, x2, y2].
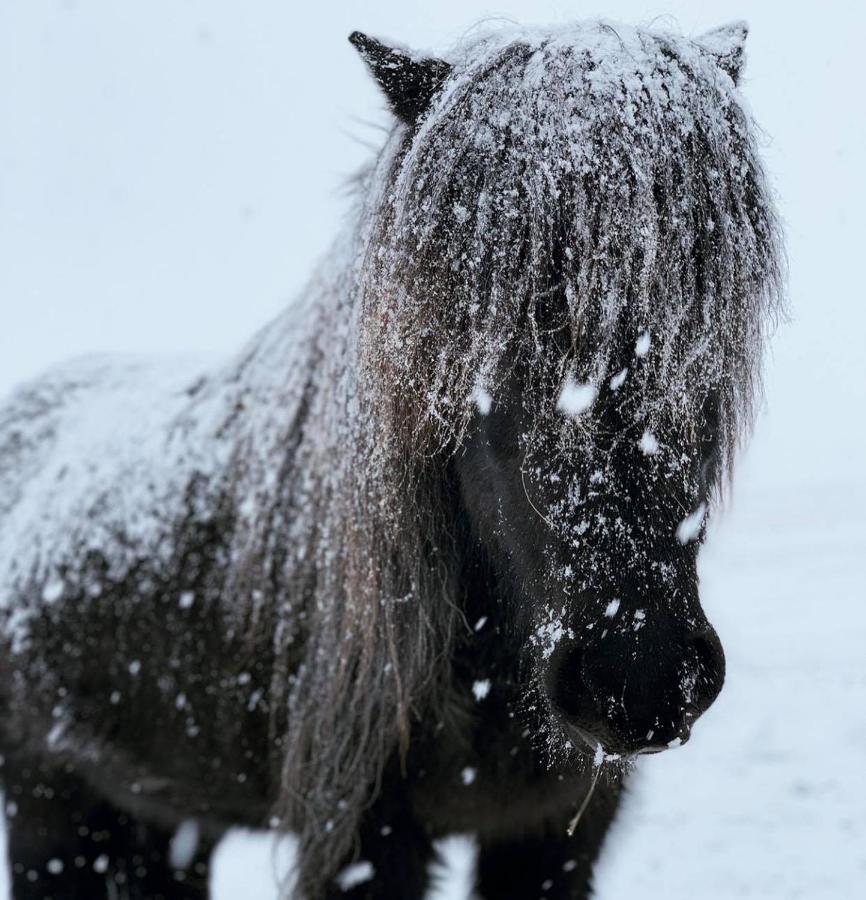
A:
[0, 354, 213, 639]
[0, 355, 113, 521]
[2, 353, 203, 497]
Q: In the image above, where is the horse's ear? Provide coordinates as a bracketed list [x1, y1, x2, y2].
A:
[349, 31, 452, 124]
[697, 21, 748, 84]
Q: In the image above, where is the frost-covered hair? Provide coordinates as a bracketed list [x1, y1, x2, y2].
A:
[360, 22, 783, 475]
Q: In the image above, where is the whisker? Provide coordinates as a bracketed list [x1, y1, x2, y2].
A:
[567, 758, 603, 836]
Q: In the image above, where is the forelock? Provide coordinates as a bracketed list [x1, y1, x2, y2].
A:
[358, 20, 784, 476]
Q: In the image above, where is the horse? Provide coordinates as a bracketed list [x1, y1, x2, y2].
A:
[0, 18, 783, 900]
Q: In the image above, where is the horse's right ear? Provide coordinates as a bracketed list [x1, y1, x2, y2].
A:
[697, 21, 748, 84]
[349, 31, 452, 124]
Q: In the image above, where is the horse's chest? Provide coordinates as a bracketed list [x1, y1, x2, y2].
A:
[405, 693, 589, 839]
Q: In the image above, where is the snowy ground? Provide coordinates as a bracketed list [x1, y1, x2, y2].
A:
[1, 1, 865, 898]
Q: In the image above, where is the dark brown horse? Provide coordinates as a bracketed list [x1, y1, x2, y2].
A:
[0, 19, 782, 899]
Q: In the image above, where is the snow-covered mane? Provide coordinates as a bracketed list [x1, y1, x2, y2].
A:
[360, 22, 783, 476]
[290, 21, 782, 887]
[0, 19, 783, 897]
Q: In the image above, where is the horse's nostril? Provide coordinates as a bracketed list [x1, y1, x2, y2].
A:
[687, 625, 726, 712]
[690, 627, 723, 669]
[547, 644, 586, 720]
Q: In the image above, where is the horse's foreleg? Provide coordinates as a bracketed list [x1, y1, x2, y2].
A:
[475, 789, 622, 900]
[2, 756, 220, 899]
[116, 816, 219, 900]
[322, 806, 435, 900]
[3, 757, 119, 899]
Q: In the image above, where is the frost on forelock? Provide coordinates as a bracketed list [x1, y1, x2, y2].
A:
[0, 19, 784, 898]
[360, 22, 783, 480]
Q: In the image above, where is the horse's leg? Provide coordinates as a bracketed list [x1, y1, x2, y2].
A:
[3, 758, 119, 899]
[117, 818, 220, 900]
[322, 806, 435, 900]
[475, 793, 622, 900]
[2, 756, 220, 899]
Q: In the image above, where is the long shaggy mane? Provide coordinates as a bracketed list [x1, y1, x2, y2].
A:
[275, 20, 783, 894]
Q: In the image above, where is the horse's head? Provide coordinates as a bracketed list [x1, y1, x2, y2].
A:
[353, 20, 782, 759]
[455, 362, 726, 757]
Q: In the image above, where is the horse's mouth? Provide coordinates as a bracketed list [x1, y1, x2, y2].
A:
[561, 721, 620, 761]
[562, 719, 691, 760]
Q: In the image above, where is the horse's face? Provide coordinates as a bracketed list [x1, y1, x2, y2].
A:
[455, 368, 726, 758]
[351, 21, 780, 759]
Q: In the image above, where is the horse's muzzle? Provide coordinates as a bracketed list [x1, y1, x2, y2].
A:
[546, 622, 726, 757]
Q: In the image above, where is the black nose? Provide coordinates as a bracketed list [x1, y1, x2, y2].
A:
[547, 623, 725, 756]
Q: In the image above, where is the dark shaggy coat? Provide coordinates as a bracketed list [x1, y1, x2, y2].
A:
[0, 19, 782, 899]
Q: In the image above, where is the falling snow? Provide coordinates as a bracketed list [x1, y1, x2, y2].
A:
[639, 431, 659, 455]
[335, 861, 375, 892]
[461, 767, 477, 786]
[675, 503, 707, 544]
[472, 679, 491, 701]
[609, 368, 628, 391]
[472, 386, 493, 415]
[40, 578, 64, 603]
[169, 820, 201, 870]
[556, 377, 597, 418]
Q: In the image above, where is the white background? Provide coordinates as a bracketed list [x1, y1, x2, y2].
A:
[1, 1, 864, 897]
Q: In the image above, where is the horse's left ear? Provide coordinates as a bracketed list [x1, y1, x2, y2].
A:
[697, 21, 748, 83]
[349, 31, 452, 124]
